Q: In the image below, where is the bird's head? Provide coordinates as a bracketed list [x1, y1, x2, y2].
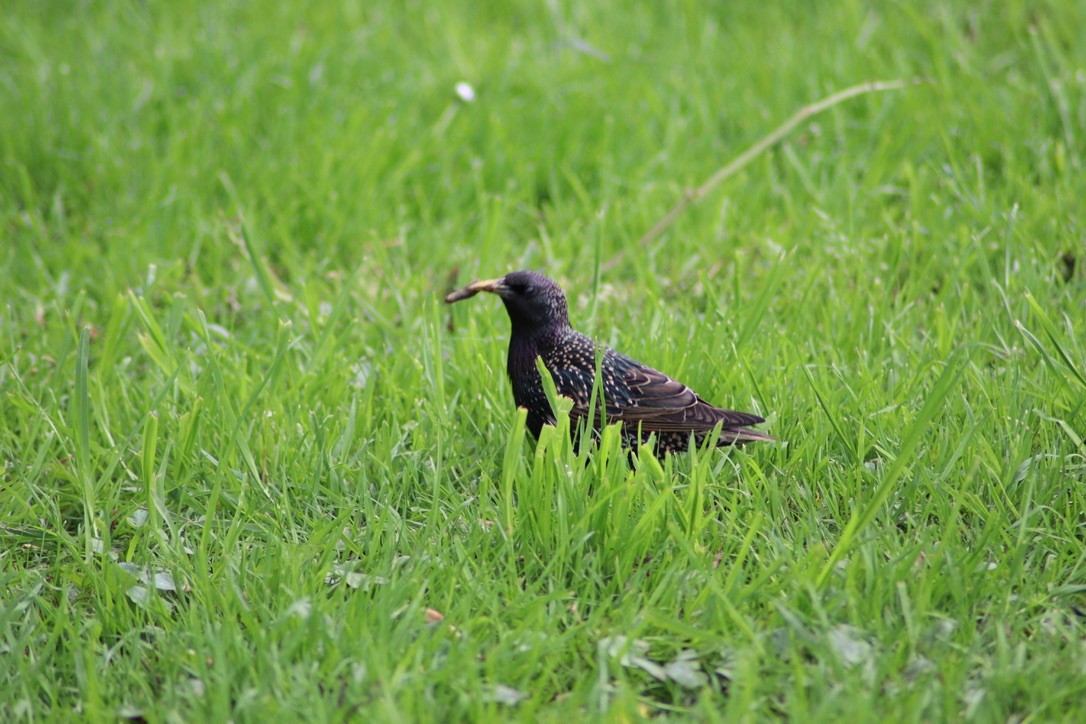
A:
[445, 270, 570, 333]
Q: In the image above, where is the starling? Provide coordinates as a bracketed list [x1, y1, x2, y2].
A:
[445, 270, 773, 454]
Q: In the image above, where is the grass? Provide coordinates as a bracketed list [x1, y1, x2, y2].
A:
[2, 0, 1085, 720]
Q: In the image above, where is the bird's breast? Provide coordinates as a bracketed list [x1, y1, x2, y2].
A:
[507, 337, 541, 404]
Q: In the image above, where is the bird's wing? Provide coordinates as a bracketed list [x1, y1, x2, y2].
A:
[560, 349, 764, 433]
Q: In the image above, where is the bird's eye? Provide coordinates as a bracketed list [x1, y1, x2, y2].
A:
[523, 285, 534, 294]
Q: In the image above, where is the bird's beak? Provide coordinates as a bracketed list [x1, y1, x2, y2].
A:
[444, 277, 508, 303]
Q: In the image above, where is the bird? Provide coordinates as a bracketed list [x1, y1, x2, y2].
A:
[445, 270, 773, 455]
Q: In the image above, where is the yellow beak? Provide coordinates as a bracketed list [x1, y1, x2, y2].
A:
[445, 277, 507, 303]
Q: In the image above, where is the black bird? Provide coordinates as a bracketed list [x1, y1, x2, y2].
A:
[445, 270, 772, 454]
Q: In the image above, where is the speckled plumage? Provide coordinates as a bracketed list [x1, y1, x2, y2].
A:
[445, 270, 773, 454]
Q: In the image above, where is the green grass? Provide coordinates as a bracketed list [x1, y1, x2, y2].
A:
[2, 0, 1085, 720]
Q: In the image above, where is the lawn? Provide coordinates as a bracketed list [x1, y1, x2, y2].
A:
[2, 0, 1085, 720]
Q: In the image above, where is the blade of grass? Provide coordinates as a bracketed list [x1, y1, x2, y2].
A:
[74, 325, 98, 561]
[734, 251, 788, 350]
[1018, 292, 1086, 392]
[801, 363, 856, 461]
[816, 352, 964, 588]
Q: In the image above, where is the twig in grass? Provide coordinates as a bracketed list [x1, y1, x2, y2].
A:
[603, 78, 926, 272]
